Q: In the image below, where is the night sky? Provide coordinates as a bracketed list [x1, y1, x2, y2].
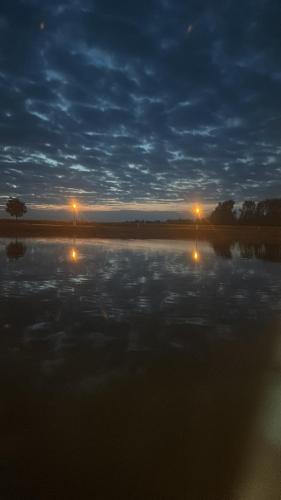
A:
[1, 0, 281, 220]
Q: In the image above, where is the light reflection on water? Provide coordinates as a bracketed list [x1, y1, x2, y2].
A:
[0, 237, 280, 500]
[1, 238, 280, 330]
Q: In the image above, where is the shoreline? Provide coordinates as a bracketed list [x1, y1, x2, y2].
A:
[1, 221, 281, 243]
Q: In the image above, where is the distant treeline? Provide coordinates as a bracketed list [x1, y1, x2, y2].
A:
[209, 199, 281, 226]
[129, 199, 281, 226]
[3, 196, 281, 226]
[125, 219, 193, 224]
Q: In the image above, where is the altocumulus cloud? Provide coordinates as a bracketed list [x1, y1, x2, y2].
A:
[0, 0, 281, 219]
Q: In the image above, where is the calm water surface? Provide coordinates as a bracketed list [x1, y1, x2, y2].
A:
[0, 238, 280, 500]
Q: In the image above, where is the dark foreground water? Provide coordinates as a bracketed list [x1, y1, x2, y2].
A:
[0, 238, 280, 500]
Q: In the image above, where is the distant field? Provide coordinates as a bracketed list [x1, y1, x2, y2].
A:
[1, 219, 281, 243]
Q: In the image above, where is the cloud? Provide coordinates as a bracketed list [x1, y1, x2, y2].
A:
[0, 0, 281, 218]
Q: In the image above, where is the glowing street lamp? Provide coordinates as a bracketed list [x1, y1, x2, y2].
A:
[192, 205, 202, 262]
[193, 205, 202, 233]
[71, 201, 78, 226]
[194, 205, 202, 220]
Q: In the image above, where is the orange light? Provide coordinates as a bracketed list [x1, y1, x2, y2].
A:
[192, 250, 200, 262]
[194, 205, 201, 216]
[70, 248, 78, 262]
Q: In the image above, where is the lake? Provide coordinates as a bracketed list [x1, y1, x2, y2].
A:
[0, 237, 280, 500]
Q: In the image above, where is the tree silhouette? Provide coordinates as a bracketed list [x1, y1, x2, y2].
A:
[6, 241, 27, 260]
[243, 199, 281, 225]
[239, 200, 257, 224]
[209, 200, 236, 225]
[258, 198, 281, 225]
[6, 197, 27, 220]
